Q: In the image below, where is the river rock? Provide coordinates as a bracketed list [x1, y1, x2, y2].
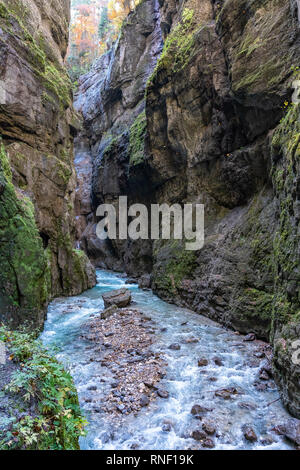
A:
[157, 389, 169, 399]
[162, 423, 172, 432]
[101, 305, 119, 320]
[198, 358, 208, 367]
[243, 333, 256, 342]
[213, 357, 223, 366]
[138, 275, 151, 289]
[202, 438, 215, 449]
[242, 425, 258, 442]
[140, 395, 150, 407]
[274, 419, 300, 446]
[215, 387, 239, 400]
[191, 429, 207, 441]
[191, 404, 210, 417]
[169, 343, 181, 351]
[202, 421, 216, 436]
[102, 289, 132, 308]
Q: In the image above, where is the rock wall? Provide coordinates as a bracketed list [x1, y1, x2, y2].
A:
[74, 0, 162, 276]
[0, 0, 96, 329]
[75, 0, 300, 417]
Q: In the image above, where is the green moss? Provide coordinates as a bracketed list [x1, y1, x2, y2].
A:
[57, 160, 72, 185]
[148, 8, 198, 84]
[237, 34, 269, 59]
[234, 58, 286, 91]
[0, 1, 72, 109]
[129, 111, 147, 166]
[270, 103, 300, 332]
[154, 241, 197, 294]
[240, 288, 274, 322]
[0, 140, 50, 327]
[0, 141, 12, 182]
[0, 326, 86, 450]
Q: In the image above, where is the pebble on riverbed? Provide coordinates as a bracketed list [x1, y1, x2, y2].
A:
[82, 307, 167, 417]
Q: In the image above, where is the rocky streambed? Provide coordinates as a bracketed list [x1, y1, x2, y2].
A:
[41, 270, 299, 450]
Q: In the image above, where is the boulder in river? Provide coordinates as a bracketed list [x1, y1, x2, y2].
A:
[169, 343, 181, 351]
[102, 288, 132, 308]
[202, 438, 215, 448]
[243, 333, 256, 342]
[191, 404, 210, 417]
[202, 421, 216, 436]
[138, 274, 151, 289]
[198, 358, 208, 367]
[274, 419, 300, 446]
[191, 429, 207, 441]
[242, 425, 258, 442]
[157, 389, 169, 399]
[215, 387, 240, 400]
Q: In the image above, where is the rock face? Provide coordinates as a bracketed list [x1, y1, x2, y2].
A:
[74, 0, 162, 275]
[74, 0, 300, 417]
[0, 0, 96, 329]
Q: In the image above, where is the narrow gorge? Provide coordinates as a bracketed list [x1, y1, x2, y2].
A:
[0, 0, 299, 452]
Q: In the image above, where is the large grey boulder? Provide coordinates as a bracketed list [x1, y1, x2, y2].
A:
[102, 288, 132, 309]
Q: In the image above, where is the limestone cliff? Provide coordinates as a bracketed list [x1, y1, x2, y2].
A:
[0, 0, 96, 329]
[75, 0, 300, 417]
[74, 0, 162, 275]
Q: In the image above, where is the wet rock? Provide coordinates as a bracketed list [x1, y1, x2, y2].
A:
[104, 332, 114, 337]
[259, 360, 273, 379]
[239, 402, 256, 410]
[260, 436, 275, 446]
[242, 425, 258, 442]
[162, 423, 172, 432]
[138, 275, 151, 289]
[259, 369, 270, 381]
[254, 351, 265, 359]
[215, 387, 239, 400]
[213, 357, 223, 366]
[169, 343, 181, 351]
[191, 429, 207, 441]
[131, 443, 140, 450]
[202, 438, 215, 449]
[274, 419, 300, 446]
[102, 288, 132, 309]
[140, 395, 150, 407]
[160, 327, 167, 333]
[184, 337, 199, 344]
[88, 385, 97, 391]
[157, 389, 169, 399]
[101, 305, 119, 320]
[117, 404, 126, 413]
[254, 381, 268, 392]
[202, 421, 216, 436]
[198, 358, 208, 367]
[191, 404, 210, 417]
[243, 333, 256, 342]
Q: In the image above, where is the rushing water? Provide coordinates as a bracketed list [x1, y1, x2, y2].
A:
[41, 270, 293, 450]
